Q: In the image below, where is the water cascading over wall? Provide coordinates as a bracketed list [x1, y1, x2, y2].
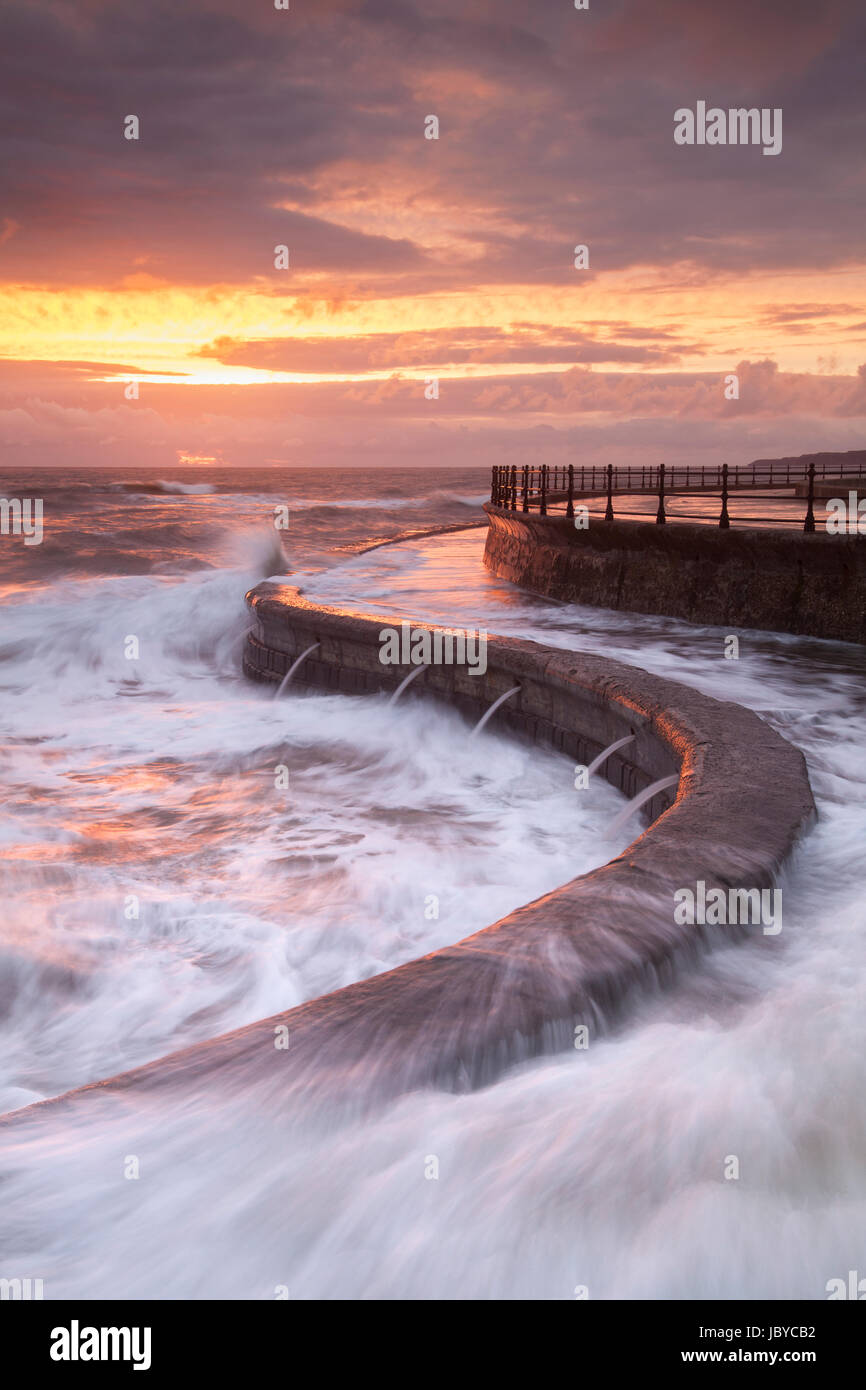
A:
[0, 582, 816, 1128]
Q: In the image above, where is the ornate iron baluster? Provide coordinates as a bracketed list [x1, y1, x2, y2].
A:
[803, 462, 816, 533]
[719, 462, 730, 529]
[656, 463, 667, 525]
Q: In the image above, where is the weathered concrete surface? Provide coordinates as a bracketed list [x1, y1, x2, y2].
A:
[0, 585, 816, 1128]
[483, 504, 866, 643]
[793, 480, 866, 501]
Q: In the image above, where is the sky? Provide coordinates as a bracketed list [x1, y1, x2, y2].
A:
[0, 0, 864, 470]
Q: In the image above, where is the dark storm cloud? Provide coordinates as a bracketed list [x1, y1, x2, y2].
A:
[0, 0, 428, 285]
[0, 0, 864, 289]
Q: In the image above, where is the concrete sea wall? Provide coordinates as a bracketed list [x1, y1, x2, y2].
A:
[483, 504, 866, 643]
[230, 584, 815, 1096]
[1, 584, 816, 1124]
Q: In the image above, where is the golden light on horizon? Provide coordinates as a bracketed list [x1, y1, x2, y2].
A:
[1, 264, 865, 389]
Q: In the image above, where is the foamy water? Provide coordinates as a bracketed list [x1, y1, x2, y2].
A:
[0, 550, 629, 1112]
[1, 475, 864, 1299]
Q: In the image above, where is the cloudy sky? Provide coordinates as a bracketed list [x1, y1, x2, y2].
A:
[1, 0, 864, 469]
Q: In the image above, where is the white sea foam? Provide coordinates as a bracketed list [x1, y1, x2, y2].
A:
[0, 545, 626, 1110]
[1, 520, 864, 1299]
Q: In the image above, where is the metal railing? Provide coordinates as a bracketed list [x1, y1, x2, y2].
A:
[489, 460, 866, 532]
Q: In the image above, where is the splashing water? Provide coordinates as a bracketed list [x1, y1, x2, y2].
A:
[604, 773, 680, 838]
[586, 733, 636, 778]
[1, 475, 864, 1300]
[387, 662, 429, 706]
[470, 685, 521, 737]
[273, 642, 321, 698]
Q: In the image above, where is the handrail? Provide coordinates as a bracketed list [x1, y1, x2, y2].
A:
[489, 459, 866, 532]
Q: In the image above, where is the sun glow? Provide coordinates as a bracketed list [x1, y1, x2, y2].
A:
[2, 264, 866, 388]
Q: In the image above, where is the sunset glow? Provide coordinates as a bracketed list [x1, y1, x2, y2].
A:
[2, 0, 866, 1337]
[0, 0, 863, 471]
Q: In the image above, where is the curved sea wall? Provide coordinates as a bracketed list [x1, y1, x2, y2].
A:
[232, 583, 814, 1096]
[483, 503, 866, 643]
[0, 584, 816, 1127]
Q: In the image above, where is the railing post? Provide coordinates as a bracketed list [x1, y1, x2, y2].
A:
[566, 463, 574, 518]
[491, 466, 497, 505]
[605, 463, 614, 521]
[540, 464, 548, 515]
[656, 463, 667, 525]
[719, 462, 730, 529]
[804, 462, 816, 533]
[510, 464, 517, 510]
[521, 464, 529, 512]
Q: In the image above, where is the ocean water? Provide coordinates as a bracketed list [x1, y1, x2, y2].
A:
[0, 467, 629, 1108]
[1, 466, 864, 1299]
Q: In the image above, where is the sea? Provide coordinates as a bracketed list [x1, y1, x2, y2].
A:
[0, 464, 864, 1299]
